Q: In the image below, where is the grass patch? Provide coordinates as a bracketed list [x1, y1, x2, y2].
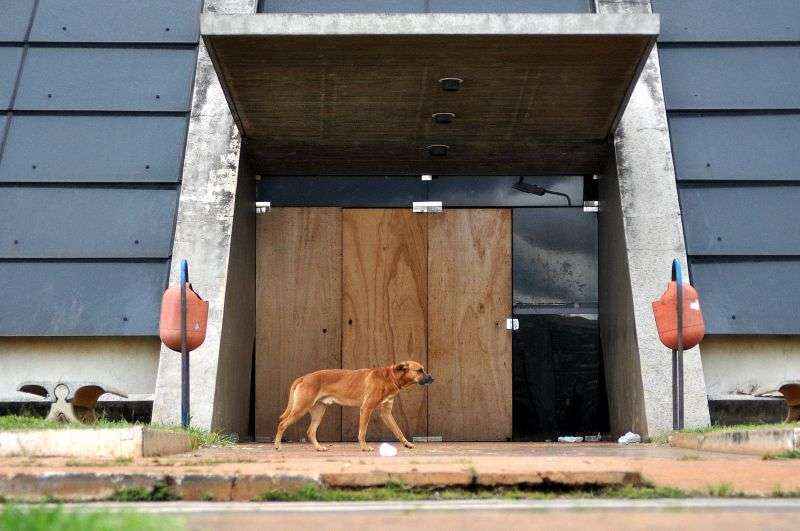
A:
[680, 422, 800, 435]
[764, 450, 800, 460]
[173, 425, 236, 450]
[109, 482, 179, 502]
[0, 415, 131, 432]
[0, 415, 235, 450]
[704, 483, 743, 498]
[65, 457, 133, 467]
[772, 485, 800, 498]
[253, 482, 694, 503]
[252, 482, 800, 502]
[0, 504, 182, 531]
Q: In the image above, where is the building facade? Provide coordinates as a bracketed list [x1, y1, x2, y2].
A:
[1, 0, 798, 439]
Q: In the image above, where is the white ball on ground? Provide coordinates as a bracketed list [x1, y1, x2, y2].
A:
[379, 443, 398, 457]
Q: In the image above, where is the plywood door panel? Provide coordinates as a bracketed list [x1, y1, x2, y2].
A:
[342, 209, 428, 441]
[428, 209, 512, 441]
[255, 207, 342, 442]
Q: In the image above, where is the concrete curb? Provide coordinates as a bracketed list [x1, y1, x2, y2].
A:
[0, 427, 191, 459]
[0, 468, 642, 502]
[670, 428, 800, 456]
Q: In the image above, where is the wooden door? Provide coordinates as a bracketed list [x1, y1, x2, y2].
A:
[427, 209, 513, 441]
[255, 208, 342, 442]
[341, 209, 428, 441]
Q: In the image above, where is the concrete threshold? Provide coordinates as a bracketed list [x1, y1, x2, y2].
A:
[0, 466, 642, 503]
[670, 428, 800, 456]
[0, 427, 191, 459]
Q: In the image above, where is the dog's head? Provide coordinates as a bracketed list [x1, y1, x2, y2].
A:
[393, 361, 434, 386]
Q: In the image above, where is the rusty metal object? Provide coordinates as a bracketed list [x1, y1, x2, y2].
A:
[779, 383, 800, 423]
[17, 381, 128, 424]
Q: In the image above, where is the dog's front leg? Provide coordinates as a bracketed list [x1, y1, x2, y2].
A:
[380, 402, 414, 449]
[358, 401, 378, 452]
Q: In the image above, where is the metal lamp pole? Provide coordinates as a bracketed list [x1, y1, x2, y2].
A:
[672, 259, 684, 430]
[180, 259, 190, 429]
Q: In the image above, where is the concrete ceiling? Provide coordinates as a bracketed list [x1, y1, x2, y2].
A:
[203, 14, 658, 176]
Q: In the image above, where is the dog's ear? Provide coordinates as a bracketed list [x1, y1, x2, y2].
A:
[394, 362, 408, 372]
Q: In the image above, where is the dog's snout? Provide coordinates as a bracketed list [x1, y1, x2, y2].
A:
[419, 373, 434, 386]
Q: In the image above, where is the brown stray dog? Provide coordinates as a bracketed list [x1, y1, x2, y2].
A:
[274, 361, 434, 452]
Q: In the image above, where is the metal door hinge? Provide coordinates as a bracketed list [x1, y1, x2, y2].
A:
[412, 201, 443, 213]
[583, 200, 599, 212]
[255, 201, 271, 214]
[506, 318, 519, 331]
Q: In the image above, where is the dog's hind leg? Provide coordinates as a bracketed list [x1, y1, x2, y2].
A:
[307, 402, 328, 452]
[274, 386, 314, 451]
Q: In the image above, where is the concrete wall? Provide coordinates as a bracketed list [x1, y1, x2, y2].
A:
[0, 337, 159, 402]
[210, 155, 256, 434]
[595, 0, 710, 437]
[702, 336, 800, 398]
[151, 0, 257, 437]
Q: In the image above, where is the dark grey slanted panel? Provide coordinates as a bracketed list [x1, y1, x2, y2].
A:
[679, 186, 800, 256]
[513, 208, 598, 313]
[0, 187, 178, 259]
[670, 113, 800, 181]
[428, 0, 590, 13]
[0, 1, 199, 336]
[653, 0, 800, 42]
[30, 0, 202, 44]
[0, 261, 169, 336]
[655, 1, 800, 335]
[259, 0, 590, 12]
[0, 47, 23, 109]
[660, 46, 800, 110]
[690, 260, 800, 334]
[0, 115, 189, 183]
[0, 0, 35, 42]
[14, 48, 196, 111]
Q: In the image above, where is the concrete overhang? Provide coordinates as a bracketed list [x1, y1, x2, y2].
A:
[202, 13, 658, 176]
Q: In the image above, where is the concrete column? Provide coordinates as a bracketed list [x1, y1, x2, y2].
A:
[595, 0, 710, 437]
[152, 0, 258, 437]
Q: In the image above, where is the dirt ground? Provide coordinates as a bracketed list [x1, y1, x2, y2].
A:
[4, 442, 800, 496]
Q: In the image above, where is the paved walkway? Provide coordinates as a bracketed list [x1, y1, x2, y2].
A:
[2, 443, 800, 500]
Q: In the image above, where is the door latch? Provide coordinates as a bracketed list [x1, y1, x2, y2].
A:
[505, 318, 519, 331]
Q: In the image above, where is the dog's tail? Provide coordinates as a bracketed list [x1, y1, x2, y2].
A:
[279, 377, 303, 420]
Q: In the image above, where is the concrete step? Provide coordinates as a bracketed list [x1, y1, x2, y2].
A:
[0, 466, 642, 502]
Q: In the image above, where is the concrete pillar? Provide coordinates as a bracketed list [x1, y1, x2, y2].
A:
[152, 0, 258, 436]
[595, 0, 710, 437]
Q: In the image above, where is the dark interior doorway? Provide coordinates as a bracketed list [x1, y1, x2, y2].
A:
[511, 208, 609, 440]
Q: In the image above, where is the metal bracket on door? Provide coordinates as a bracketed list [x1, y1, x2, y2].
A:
[505, 318, 519, 331]
[583, 200, 599, 213]
[412, 201, 443, 213]
[412, 435, 443, 443]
